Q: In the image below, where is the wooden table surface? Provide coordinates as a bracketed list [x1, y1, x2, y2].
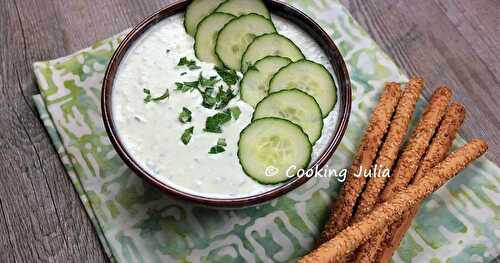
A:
[1, 0, 498, 262]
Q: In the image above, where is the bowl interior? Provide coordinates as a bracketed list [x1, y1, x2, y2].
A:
[102, 0, 351, 207]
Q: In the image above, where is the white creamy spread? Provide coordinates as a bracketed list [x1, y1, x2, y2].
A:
[112, 14, 339, 198]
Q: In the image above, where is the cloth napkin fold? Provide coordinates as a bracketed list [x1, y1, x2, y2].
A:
[32, 1, 499, 262]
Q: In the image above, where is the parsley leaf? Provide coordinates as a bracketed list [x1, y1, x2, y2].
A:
[229, 106, 241, 120]
[215, 86, 236, 109]
[175, 80, 199, 92]
[143, 88, 169, 104]
[209, 145, 225, 154]
[177, 57, 201, 70]
[214, 66, 239, 86]
[152, 90, 170, 102]
[174, 77, 217, 109]
[181, 126, 194, 145]
[174, 74, 234, 109]
[201, 91, 217, 109]
[198, 73, 219, 87]
[178, 107, 192, 123]
[204, 110, 231, 133]
[209, 138, 227, 154]
[143, 89, 152, 103]
[174, 73, 235, 109]
[198, 86, 236, 110]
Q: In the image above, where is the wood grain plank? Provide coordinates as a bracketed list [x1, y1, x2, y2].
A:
[52, 0, 168, 52]
[0, 200, 16, 263]
[1, 0, 108, 261]
[340, 0, 500, 164]
[0, 0, 177, 262]
[1, 1, 69, 261]
[435, 0, 500, 80]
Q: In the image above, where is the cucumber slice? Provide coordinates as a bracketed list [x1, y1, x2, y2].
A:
[269, 60, 337, 117]
[194, 13, 235, 65]
[184, 0, 226, 36]
[215, 0, 270, 18]
[253, 89, 323, 143]
[238, 118, 312, 184]
[215, 14, 276, 71]
[240, 56, 291, 107]
[241, 33, 304, 72]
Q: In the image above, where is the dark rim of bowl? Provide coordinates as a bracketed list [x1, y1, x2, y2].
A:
[101, 0, 352, 207]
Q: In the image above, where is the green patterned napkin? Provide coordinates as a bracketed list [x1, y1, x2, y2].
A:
[32, 1, 499, 262]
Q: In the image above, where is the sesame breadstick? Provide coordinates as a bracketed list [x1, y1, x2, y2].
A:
[300, 139, 487, 263]
[354, 87, 453, 262]
[413, 102, 466, 182]
[353, 224, 385, 262]
[380, 86, 452, 201]
[375, 102, 466, 263]
[351, 77, 423, 223]
[319, 83, 402, 244]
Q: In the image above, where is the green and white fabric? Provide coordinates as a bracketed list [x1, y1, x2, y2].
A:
[32, 1, 499, 262]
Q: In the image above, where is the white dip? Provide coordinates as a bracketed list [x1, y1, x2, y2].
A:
[112, 14, 339, 198]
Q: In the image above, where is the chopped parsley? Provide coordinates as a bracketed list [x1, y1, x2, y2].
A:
[174, 71, 236, 109]
[200, 86, 235, 110]
[229, 106, 241, 120]
[198, 73, 219, 87]
[143, 88, 170, 104]
[178, 107, 192, 123]
[204, 110, 232, 133]
[214, 66, 239, 86]
[143, 89, 152, 103]
[209, 138, 227, 154]
[201, 88, 217, 109]
[175, 80, 199, 92]
[152, 90, 170, 102]
[214, 86, 236, 109]
[175, 73, 218, 93]
[177, 57, 201, 70]
[181, 126, 194, 145]
[180, 72, 187, 76]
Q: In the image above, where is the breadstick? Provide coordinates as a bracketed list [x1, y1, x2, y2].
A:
[375, 102, 466, 263]
[380, 86, 452, 201]
[354, 87, 452, 262]
[319, 83, 402, 243]
[353, 225, 385, 262]
[300, 139, 487, 263]
[413, 102, 466, 182]
[352, 77, 423, 223]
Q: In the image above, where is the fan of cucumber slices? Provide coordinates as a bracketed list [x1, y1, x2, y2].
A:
[185, 0, 337, 184]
